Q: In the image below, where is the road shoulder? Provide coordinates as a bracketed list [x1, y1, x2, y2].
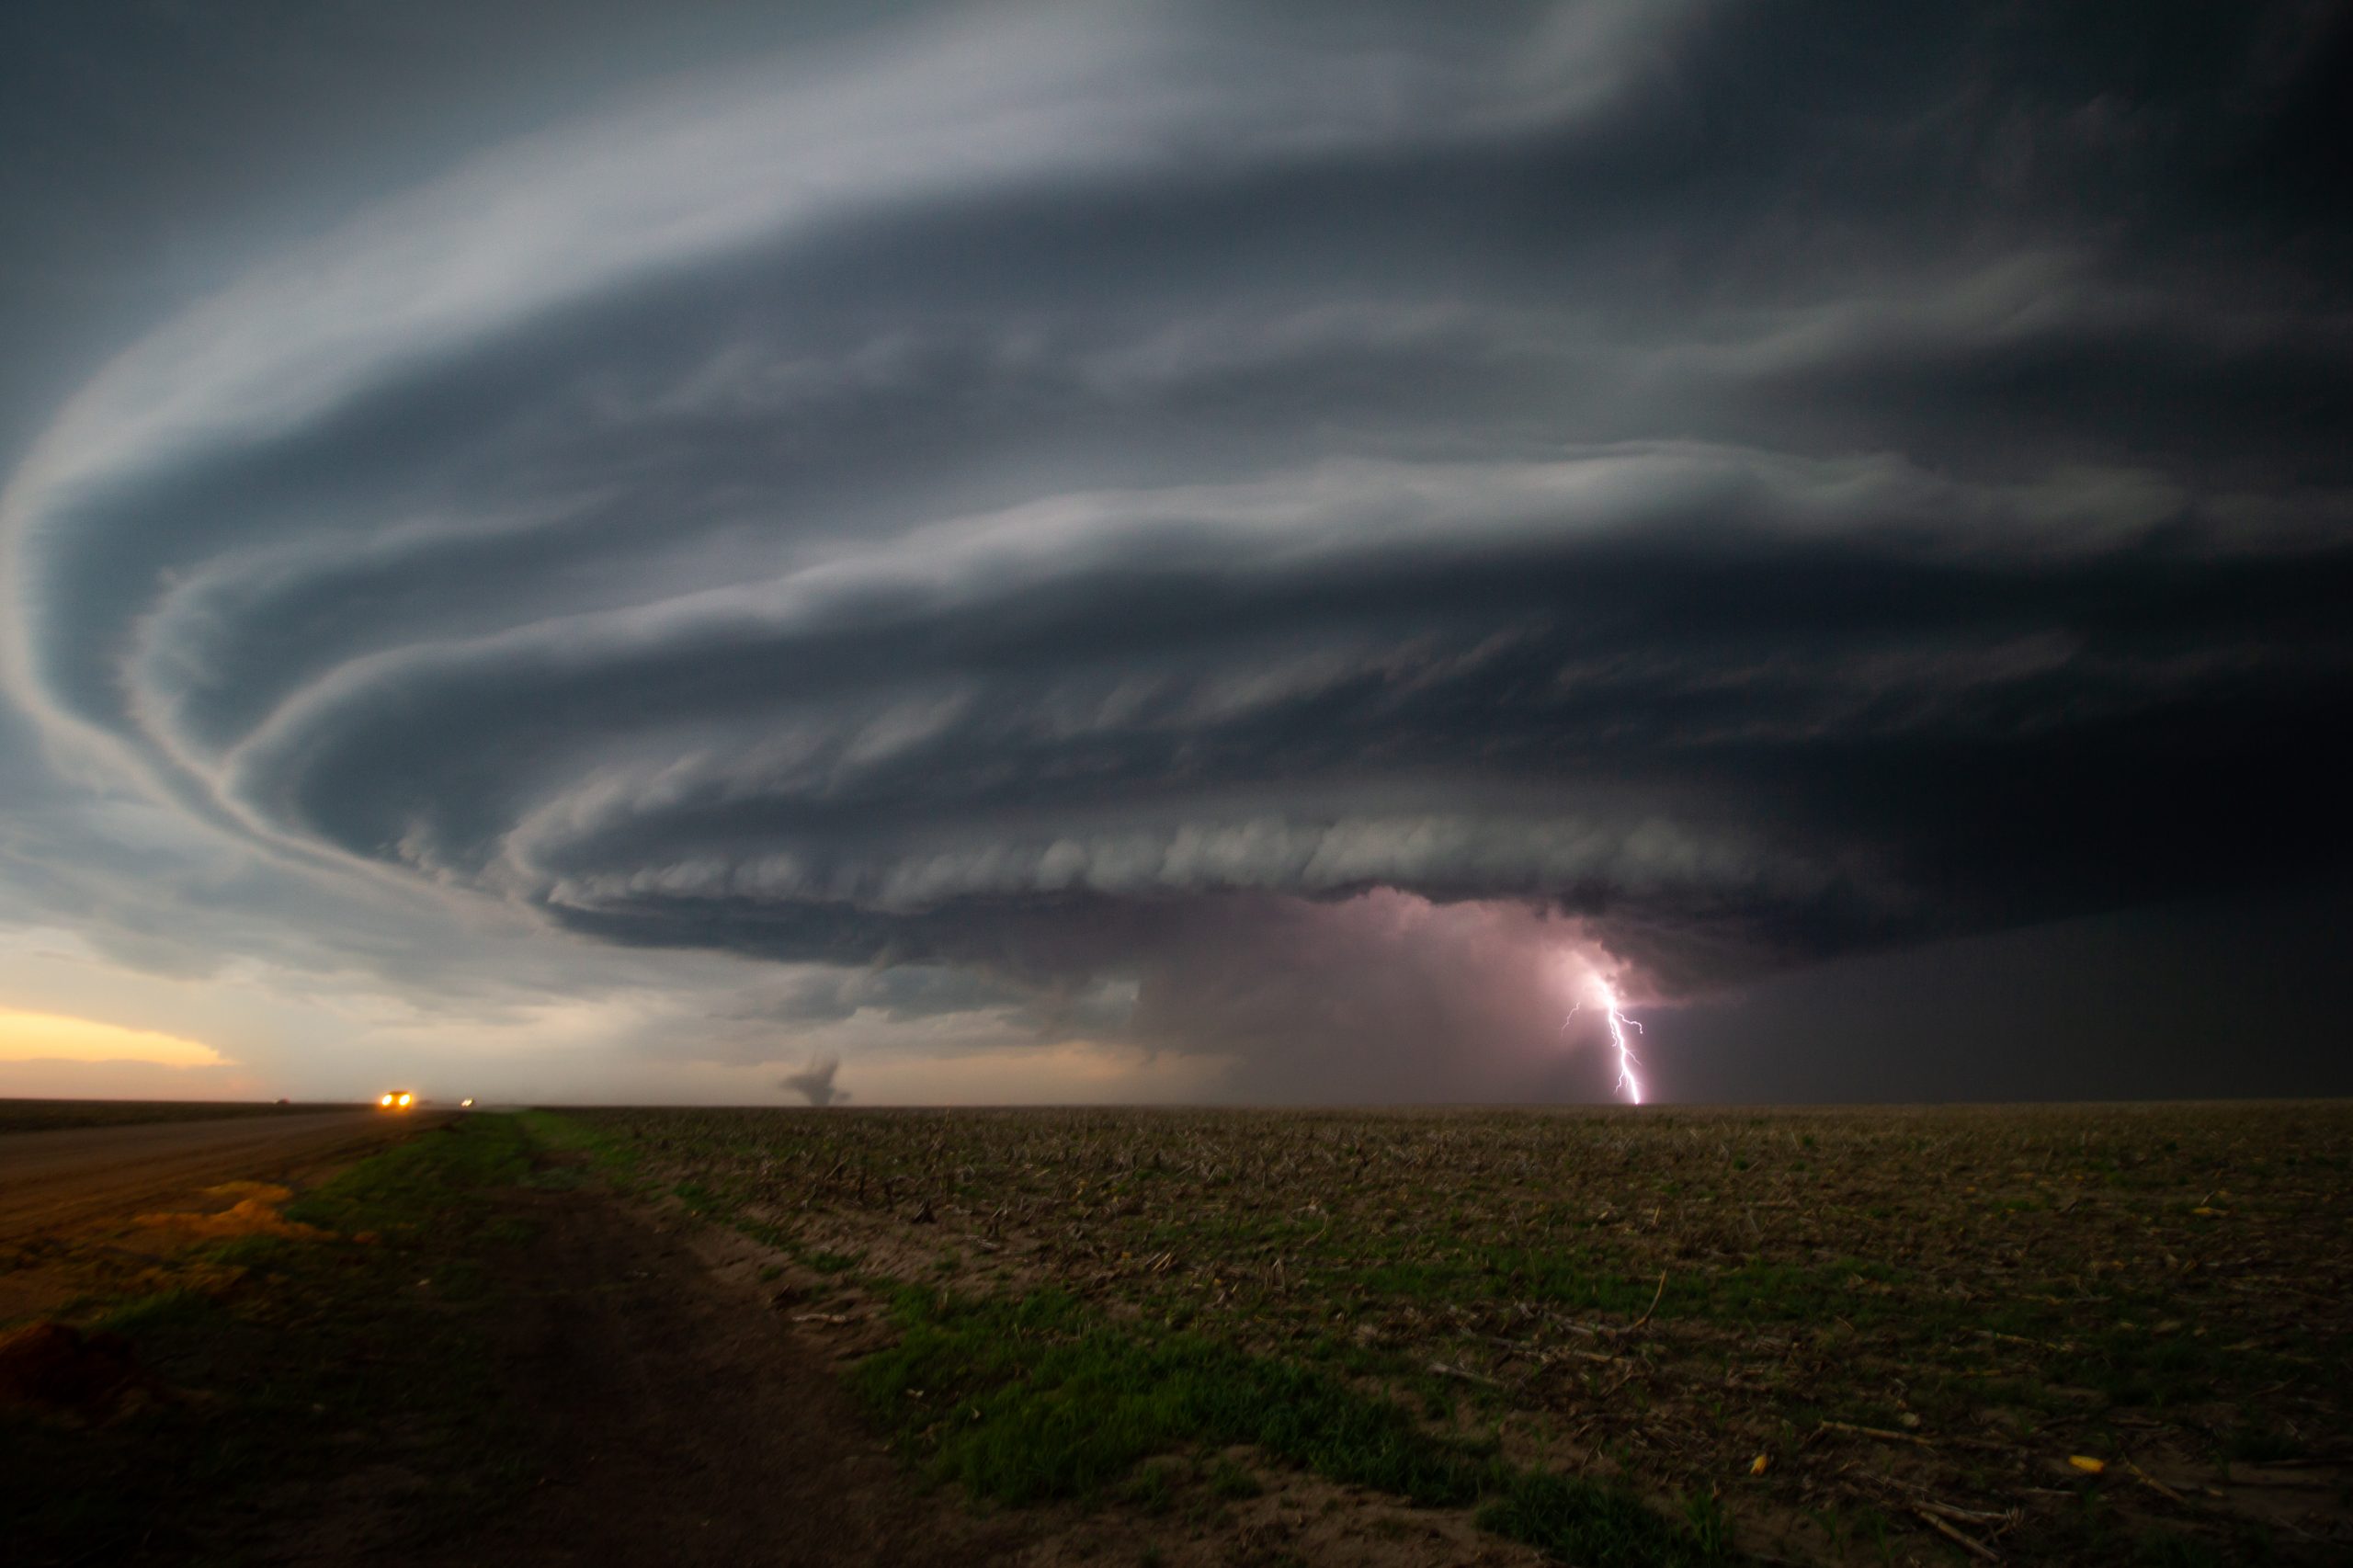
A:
[4, 1114, 1032, 1568]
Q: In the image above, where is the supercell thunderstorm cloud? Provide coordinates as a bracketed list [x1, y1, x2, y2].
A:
[2, 1, 2350, 1102]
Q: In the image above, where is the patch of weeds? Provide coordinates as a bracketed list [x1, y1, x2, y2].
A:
[197, 1233, 294, 1271]
[284, 1115, 529, 1233]
[2132, 1530, 2231, 1568]
[853, 1285, 1730, 1564]
[1683, 1491, 1733, 1558]
[2131, 1521, 2279, 1567]
[93, 1287, 217, 1337]
[1207, 1453, 1263, 1500]
[514, 1109, 644, 1189]
[854, 1286, 1482, 1507]
[484, 1215, 541, 1247]
[1810, 1502, 1896, 1562]
[1478, 1471, 1731, 1568]
[1123, 1460, 1178, 1514]
[2043, 1326, 2257, 1410]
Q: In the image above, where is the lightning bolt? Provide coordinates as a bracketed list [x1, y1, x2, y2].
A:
[1568, 983, 1644, 1105]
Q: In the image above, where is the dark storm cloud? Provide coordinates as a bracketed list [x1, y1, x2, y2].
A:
[4, 1, 2349, 1096]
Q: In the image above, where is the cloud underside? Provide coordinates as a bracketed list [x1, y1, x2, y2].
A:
[4, 2, 2348, 1085]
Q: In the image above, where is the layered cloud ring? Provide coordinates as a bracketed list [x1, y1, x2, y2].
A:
[5, 4, 2348, 1039]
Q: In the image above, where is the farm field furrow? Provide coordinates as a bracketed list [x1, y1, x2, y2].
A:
[556, 1102, 2353, 1565]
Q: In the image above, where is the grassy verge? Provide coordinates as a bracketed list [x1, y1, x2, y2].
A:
[1, 1115, 537, 1567]
[513, 1107, 647, 1190]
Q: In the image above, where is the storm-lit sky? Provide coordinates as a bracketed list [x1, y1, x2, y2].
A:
[3, 2, 2349, 1107]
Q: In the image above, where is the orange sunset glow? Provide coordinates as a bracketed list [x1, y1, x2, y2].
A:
[0, 1006, 228, 1069]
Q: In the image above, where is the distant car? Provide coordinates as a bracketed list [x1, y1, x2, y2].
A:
[460, 1097, 475, 1108]
[275, 1097, 290, 1105]
[377, 1089, 415, 1110]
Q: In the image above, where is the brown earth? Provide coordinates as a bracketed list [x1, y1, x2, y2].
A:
[416, 1166, 1031, 1568]
[0, 1320, 158, 1413]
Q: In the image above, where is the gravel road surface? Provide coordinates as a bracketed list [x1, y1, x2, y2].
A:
[0, 1111, 449, 1240]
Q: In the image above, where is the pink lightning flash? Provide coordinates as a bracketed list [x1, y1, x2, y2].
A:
[1568, 983, 1645, 1106]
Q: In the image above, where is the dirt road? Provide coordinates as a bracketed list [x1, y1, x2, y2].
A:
[415, 1172, 1028, 1568]
[0, 1110, 448, 1241]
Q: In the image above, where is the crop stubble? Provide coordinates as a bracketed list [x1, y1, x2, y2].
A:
[559, 1102, 2353, 1563]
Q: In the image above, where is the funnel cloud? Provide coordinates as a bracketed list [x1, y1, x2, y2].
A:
[781, 1055, 847, 1109]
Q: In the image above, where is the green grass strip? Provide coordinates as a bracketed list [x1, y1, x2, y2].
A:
[854, 1285, 1730, 1567]
[514, 1108, 650, 1190]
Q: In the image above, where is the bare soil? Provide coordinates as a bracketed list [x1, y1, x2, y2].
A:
[424, 1163, 1029, 1568]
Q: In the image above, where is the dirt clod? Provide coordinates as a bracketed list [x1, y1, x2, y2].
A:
[0, 1321, 154, 1414]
